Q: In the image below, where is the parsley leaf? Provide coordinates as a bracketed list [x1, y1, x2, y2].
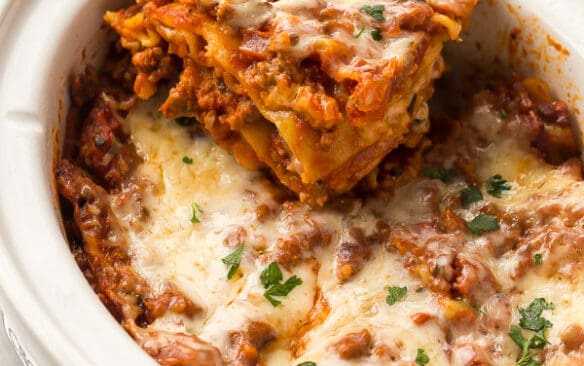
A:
[415, 348, 430, 366]
[175, 117, 197, 126]
[466, 214, 499, 235]
[518, 298, 554, 332]
[190, 203, 204, 223]
[260, 262, 283, 289]
[221, 246, 244, 280]
[354, 27, 365, 38]
[460, 184, 483, 207]
[260, 262, 302, 307]
[422, 166, 453, 184]
[486, 174, 511, 198]
[296, 362, 316, 366]
[371, 29, 383, 41]
[386, 286, 407, 305]
[360, 4, 385, 21]
[182, 156, 193, 164]
[509, 325, 527, 348]
[509, 298, 554, 366]
[499, 109, 508, 119]
[264, 275, 303, 307]
[534, 254, 543, 265]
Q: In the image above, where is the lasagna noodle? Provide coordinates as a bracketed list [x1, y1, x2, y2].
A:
[104, 0, 475, 204]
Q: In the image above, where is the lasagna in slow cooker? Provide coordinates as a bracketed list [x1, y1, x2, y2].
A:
[56, 1, 584, 365]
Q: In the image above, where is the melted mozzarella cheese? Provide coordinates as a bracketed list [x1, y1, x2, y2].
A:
[119, 100, 449, 364]
[116, 98, 584, 365]
[219, 0, 432, 66]
[459, 103, 584, 364]
[286, 248, 450, 365]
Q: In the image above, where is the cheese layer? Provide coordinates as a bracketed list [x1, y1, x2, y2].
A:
[113, 97, 584, 365]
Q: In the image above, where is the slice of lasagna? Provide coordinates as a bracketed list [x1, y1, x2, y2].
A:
[104, 0, 477, 205]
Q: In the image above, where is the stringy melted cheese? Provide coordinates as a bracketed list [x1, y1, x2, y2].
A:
[220, 0, 430, 61]
[115, 99, 584, 365]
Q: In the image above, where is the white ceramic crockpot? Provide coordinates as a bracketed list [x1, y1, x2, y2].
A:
[0, 0, 582, 365]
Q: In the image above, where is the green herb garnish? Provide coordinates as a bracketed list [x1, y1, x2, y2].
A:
[260, 262, 283, 289]
[296, 363, 316, 366]
[509, 298, 554, 366]
[386, 286, 407, 305]
[534, 254, 543, 265]
[182, 156, 193, 164]
[360, 4, 385, 21]
[422, 166, 453, 184]
[175, 117, 197, 126]
[415, 348, 430, 366]
[371, 29, 383, 41]
[264, 276, 303, 307]
[486, 174, 511, 198]
[222, 246, 244, 279]
[519, 298, 554, 332]
[260, 262, 302, 307]
[499, 109, 508, 119]
[460, 184, 483, 207]
[354, 27, 365, 38]
[190, 202, 204, 223]
[466, 214, 499, 235]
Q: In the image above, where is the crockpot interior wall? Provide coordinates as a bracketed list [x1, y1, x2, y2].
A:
[50, 0, 135, 182]
[443, 0, 584, 153]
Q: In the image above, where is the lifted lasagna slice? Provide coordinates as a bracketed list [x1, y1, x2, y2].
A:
[105, 0, 477, 205]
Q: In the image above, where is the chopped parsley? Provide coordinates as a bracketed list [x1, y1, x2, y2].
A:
[534, 253, 543, 265]
[175, 116, 197, 126]
[466, 214, 499, 235]
[370, 29, 383, 41]
[260, 262, 302, 306]
[460, 184, 483, 207]
[190, 202, 204, 223]
[260, 262, 283, 288]
[415, 348, 430, 366]
[359, 4, 385, 21]
[296, 362, 316, 366]
[354, 27, 365, 38]
[499, 109, 508, 119]
[386, 286, 407, 305]
[264, 276, 303, 307]
[422, 166, 453, 184]
[518, 298, 554, 332]
[221, 246, 244, 280]
[182, 156, 193, 164]
[486, 174, 511, 198]
[508, 298, 554, 366]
